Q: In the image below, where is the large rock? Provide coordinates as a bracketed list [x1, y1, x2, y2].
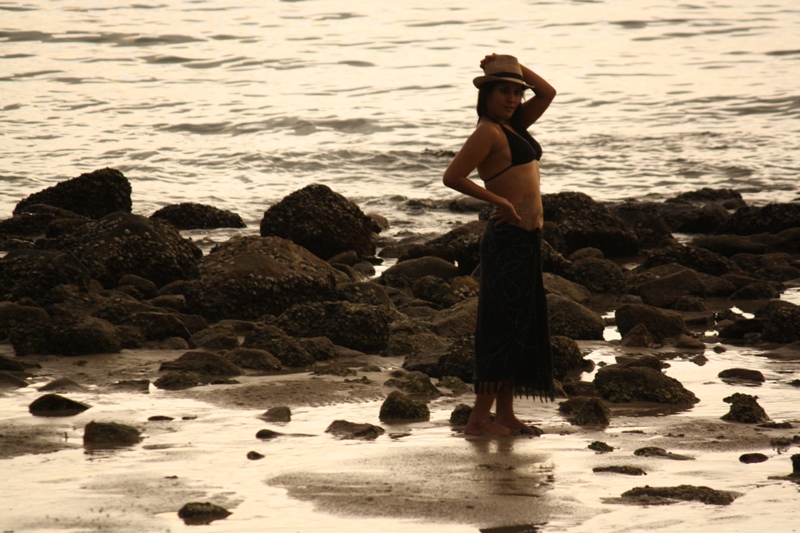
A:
[380, 256, 460, 289]
[721, 393, 770, 423]
[0, 204, 88, 242]
[260, 184, 375, 260]
[150, 203, 246, 230]
[716, 203, 800, 235]
[543, 273, 591, 304]
[430, 297, 479, 338]
[762, 306, 800, 343]
[36, 212, 200, 288]
[0, 301, 50, 338]
[656, 202, 730, 233]
[635, 268, 706, 309]
[160, 350, 242, 377]
[0, 249, 92, 302]
[241, 328, 315, 368]
[615, 304, 687, 343]
[642, 245, 737, 277]
[274, 301, 396, 352]
[542, 192, 638, 257]
[184, 235, 337, 322]
[565, 257, 626, 294]
[551, 335, 591, 381]
[692, 234, 768, 257]
[547, 295, 605, 340]
[594, 365, 699, 405]
[609, 203, 674, 249]
[14, 168, 132, 219]
[10, 313, 122, 356]
[223, 347, 282, 372]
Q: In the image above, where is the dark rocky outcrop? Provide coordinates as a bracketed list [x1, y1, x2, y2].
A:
[35, 212, 201, 289]
[716, 203, 800, 236]
[542, 192, 638, 257]
[0, 249, 92, 302]
[150, 203, 246, 230]
[379, 391, 430, 422]
[620, 323, 655, 348]
[0, 204, 88, 243]
[547, 295, 605, 340]
[543, 273, 591, 304]
[184, 235, 337, 322]
[83, 421, 142, 448]
[260, 184, 375, 260]
[274, 301, 397, 353]
[692, 234, 768, 257]
[29, 393, 90, 416]
[190, 324, 240, 351]
[14, 168, 132, 219]
[594, 365, 698, 405]
[325, 420, 385, 440]
[721, 393, 770, 423]
[615, 304, 687, 343]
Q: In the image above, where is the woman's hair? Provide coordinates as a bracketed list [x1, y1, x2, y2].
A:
[476, 81, 527, 131]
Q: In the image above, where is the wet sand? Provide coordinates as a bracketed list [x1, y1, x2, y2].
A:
[0, 332, 799, 533]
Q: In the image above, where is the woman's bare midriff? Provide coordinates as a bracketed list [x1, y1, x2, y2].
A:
[483, 160, 543, 231]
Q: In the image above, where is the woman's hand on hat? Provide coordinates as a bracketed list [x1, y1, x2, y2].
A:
[480, 54, 498, 69]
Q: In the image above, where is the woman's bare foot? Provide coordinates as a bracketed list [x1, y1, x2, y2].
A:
[464, 418, 512, 436]
[495, 416, 542, 436]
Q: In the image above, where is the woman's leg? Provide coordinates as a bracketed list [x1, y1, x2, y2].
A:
[464, 390, 511, 436]
[495, 379, 537, 435]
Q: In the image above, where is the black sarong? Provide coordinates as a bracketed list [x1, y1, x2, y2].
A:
[474, 220, 555, 401]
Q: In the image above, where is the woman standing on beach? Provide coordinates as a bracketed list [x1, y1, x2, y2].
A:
[443, 54, 557, 436]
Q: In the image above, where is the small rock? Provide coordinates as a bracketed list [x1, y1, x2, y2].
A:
[177, 502, 232, 525]
[571, 397, 611, 426]
[247, 451, 264, 460]
[383, 371, 441, 399]
[260, 406, 292, 423]
[633, 447, 694, 461]
[449, 404, 472, 426]
[256, 429, 282, 440]
[153, 371, 201, 391]
[83, 421, 142, 448]
[588, 441, 615, 453]
[0, 371, 28, 389]
[29, 394, 90, 417]
[718, 368, 765, 383]
[721, 393, 770, 423]
[37, 377, 86, 392]
[378, 391, 430, 422]
[618, 484, 736, 505]
[593, 465, 646, 476]
[437, 375, 470, 395]
[148, 415, 174, 421]
[739, 453, 769, 464]
[325, 420, 385, 440]
[109, 379, 151, 392]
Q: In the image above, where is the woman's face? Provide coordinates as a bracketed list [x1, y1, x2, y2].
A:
[487, 82, 525, 122]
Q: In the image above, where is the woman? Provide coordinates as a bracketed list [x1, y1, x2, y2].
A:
[443, 54, 556, 436]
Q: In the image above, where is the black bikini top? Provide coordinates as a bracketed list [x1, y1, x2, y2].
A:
[484, 120, 542, 182]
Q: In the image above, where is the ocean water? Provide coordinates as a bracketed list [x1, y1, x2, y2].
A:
[2, 0, 800, 241]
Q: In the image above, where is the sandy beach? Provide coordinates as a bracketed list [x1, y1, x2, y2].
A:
[2, 325, 798, 533]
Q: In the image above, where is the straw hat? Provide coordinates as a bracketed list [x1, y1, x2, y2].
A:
[473, 54, 534, 90]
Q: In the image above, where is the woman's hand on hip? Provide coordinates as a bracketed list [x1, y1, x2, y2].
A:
[491, 199, 522, 226]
